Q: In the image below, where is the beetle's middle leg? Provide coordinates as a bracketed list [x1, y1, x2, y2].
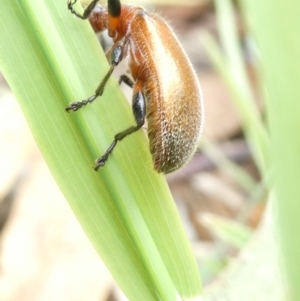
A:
[66, 45, 123, 112]
[94, 81, 145, 170]
[118, 74, 134, 88]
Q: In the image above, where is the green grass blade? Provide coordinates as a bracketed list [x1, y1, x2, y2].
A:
[0, 0, 202, 299]
[202, 0, 271, 176]
[239, 0, 300, 299]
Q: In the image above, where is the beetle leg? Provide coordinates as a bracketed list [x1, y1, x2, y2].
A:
[67, 0, 99, 20]
[66, 45, 123, 112]
[65, 65, 114, 112]
[94, 81, 145, 170]
[118, 74, 134, 88]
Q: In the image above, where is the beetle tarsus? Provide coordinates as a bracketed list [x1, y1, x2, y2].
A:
[68, 0, 100, 20]
[94, 140, 118, 171]
[93, 159, 106, 171]
[67, 0, 77, 9]
[65, 94, 97, 112]
[67, 0, 80, 17]
[65, 101, 85, 112]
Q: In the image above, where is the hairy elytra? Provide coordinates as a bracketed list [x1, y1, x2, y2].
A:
[66, 0, 203, 173]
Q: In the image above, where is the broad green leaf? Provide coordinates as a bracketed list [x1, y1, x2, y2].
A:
[0, 0, 202, 300]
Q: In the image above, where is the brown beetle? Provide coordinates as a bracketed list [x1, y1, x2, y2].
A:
[66, 0, 203, 173]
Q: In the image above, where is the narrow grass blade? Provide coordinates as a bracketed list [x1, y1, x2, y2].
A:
[202, 0, 271, 176]
[239, 0, 300, 299]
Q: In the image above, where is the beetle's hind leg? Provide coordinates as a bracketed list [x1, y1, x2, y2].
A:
[94, 81, 145, 170]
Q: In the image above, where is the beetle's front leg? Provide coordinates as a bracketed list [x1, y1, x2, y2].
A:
[67, 0, 99, 19]
[66, 45, 124, 112]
